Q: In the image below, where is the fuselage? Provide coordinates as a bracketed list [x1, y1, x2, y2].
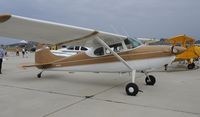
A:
[41, 45, 177, 72]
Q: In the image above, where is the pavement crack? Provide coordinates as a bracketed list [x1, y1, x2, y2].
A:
[90, 74, 144, 97]
[43, 98, 86, 117]
[90, 79, 130, 97]
[0, 84, 84, 98]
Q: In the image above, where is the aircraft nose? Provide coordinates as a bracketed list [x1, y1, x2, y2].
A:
[171, 46, 186, 55]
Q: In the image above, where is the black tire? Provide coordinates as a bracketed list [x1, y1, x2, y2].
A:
[125, 83, 139, 96]
[145, 75, 156, 85]
[37, 73, 41, 78]
[187, 63, 195, 69]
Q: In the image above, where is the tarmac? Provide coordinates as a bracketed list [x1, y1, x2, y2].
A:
[0, 52, 200, 117]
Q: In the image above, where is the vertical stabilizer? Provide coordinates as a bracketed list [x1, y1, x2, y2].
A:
[35, 46, 62, 64]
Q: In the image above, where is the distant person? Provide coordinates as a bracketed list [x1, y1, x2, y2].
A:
[5, 50, 7, 57]
[0, 48, 5, 74]
[16, 48, 19, 56]
[25, 48, 28, 58]
[22, 48, 25, 58]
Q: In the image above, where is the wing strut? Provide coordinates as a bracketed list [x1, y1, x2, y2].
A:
[95, 36, 140, 96]
[95, 36, 132, 71]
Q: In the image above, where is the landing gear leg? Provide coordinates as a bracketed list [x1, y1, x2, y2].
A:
[125, 70, 139, 96]
[37, 71, 44, 78]
[96, 37, 138, 96]
[188, 59, 195, 69]
[143, 71, 156, 85]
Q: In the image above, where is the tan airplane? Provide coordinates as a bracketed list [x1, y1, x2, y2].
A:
[0, 14, 185, 96]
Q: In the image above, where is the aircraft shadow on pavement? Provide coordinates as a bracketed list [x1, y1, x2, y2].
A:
[16, 72, 130, 87]
[150, 65, 199, 73]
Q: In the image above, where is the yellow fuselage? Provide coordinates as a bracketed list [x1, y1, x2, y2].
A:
[176, 46, 200, 61]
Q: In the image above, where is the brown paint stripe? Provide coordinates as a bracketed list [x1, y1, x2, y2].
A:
[47, 50, 173, 68]
[64, 53, 169, 67]
[0, 14, 11, 23]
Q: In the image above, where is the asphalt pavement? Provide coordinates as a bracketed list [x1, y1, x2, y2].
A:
[0, 52, 199, 117]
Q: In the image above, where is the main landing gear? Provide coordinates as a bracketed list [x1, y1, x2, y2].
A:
[126, 83, 139, 96]
[125, 70, 156, 96]
[187, 63, 195, 69]
[187, 58, 196, 70]
[145, 75, 156, 85]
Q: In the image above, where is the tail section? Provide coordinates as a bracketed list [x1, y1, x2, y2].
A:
[35, 46, 63, 64]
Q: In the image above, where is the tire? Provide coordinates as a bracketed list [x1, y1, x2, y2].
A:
[37, 73, 41, 78]
[145, 75, 156, 85]
[187, 63, 195, 69]
[125, 83, 139, 96]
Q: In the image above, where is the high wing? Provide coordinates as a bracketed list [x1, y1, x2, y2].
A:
[0, 14, 127, 46]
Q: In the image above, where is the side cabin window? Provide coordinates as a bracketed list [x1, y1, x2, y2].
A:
[75, 46, 80, 50]
[94, 47, 104, 56]
[81, 47, 88, 51]
[94, 43, 123, 56]
[61, 45, 67, 48]
[66, 46, 88, 51]
[67, 46, 74, 50]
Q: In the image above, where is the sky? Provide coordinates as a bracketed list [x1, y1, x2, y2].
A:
[0, 0, 200, 44]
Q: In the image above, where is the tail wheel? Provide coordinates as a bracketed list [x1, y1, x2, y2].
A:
[37, 72, 42, 78]
[145, 75, 156, 85]
[187, 63, 195, 69]
[125, 83, 139, 96]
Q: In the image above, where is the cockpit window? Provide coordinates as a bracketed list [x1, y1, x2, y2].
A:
[94, 38, 142, 56]
[124, 38, 142, 49]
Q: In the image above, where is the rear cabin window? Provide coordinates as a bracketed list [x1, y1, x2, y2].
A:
[75, 46, 80, 50]
[67, 46, 74, 50]
[81, 47, 88, 51]
[61, 45, 67, 48]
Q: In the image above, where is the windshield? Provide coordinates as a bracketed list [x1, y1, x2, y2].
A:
[124, 38, 142, 49]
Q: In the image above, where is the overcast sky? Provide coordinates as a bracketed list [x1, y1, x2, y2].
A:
[0, 0, 200, 43]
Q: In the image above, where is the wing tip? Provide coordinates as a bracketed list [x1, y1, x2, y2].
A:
[0, 14, 11, 23]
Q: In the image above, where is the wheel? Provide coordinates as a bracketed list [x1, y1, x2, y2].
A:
[187, 63, 195, 69]
[164, 64, 168, 71]
[37, 73, 41, 78]
[145, 75, 156, 85]
[125, 83, 139, 96]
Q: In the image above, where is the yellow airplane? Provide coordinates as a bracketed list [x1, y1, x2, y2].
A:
[165, 35, 200, 69]
[0, 14, 185, 96]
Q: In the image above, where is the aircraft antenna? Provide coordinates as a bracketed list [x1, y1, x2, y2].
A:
[110, 25, 126, 40]
[121, 27, 130, 37]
